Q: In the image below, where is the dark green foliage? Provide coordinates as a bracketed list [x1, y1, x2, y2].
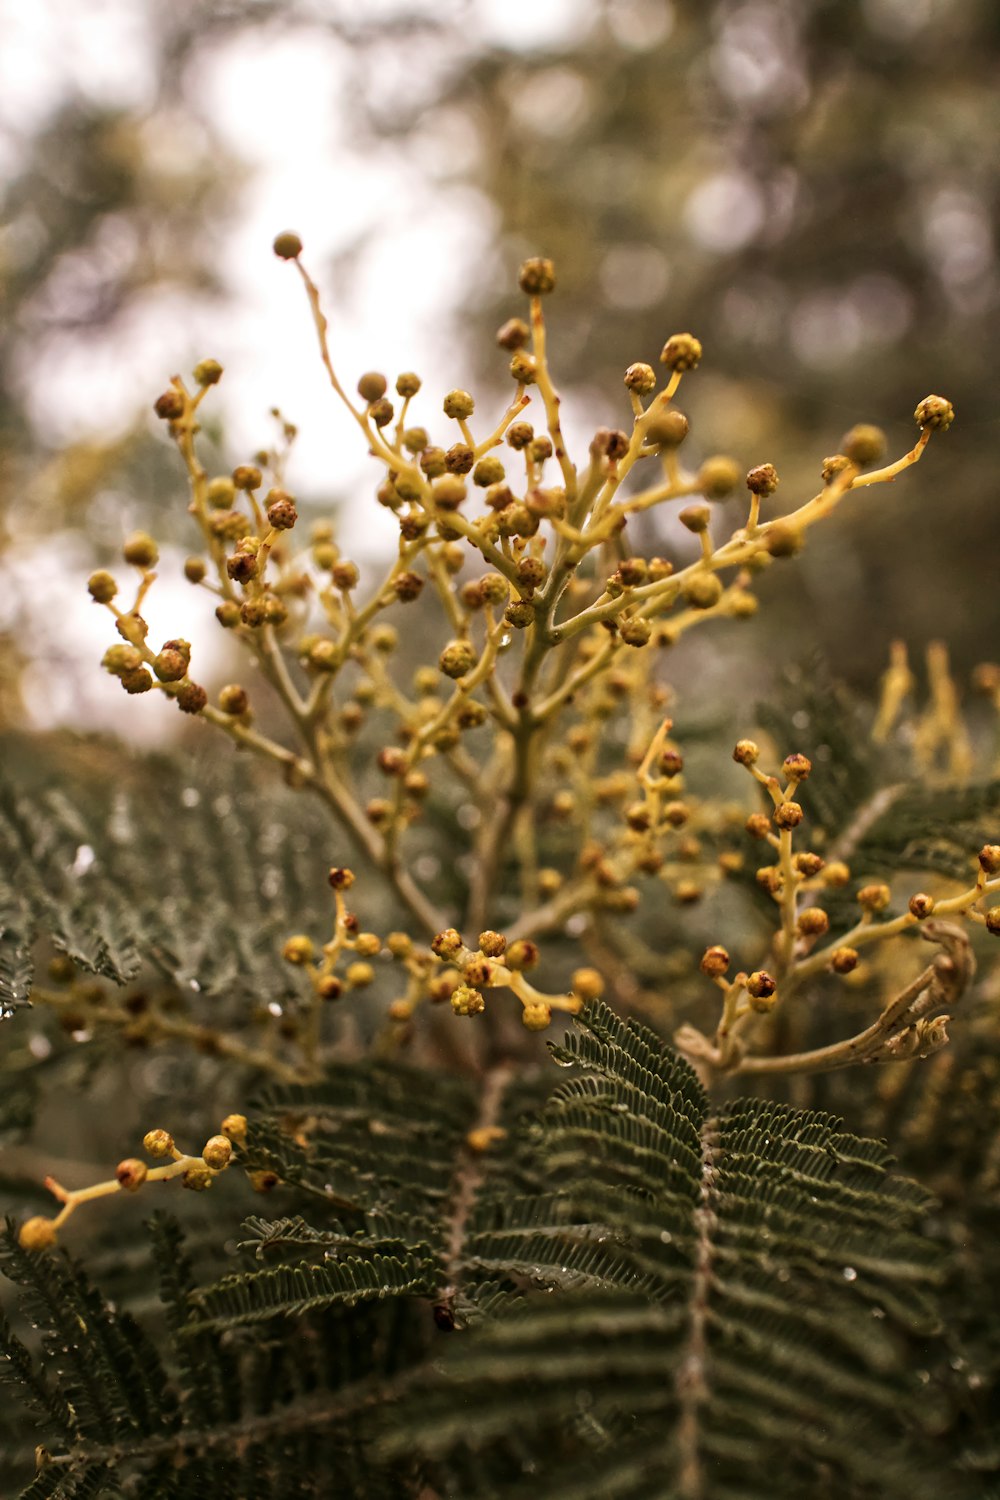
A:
[2, 1004, 958, 1498]
[0, 754, 334, 1019]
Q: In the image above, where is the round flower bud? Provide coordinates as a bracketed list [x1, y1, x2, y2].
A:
[393, 571, 424, 602]
[123, 531, 158, 569]
[332, 560, 360, 591]
[619, 616, 652, 648]
[505, 939, 540, 971]
[506, 421, 534, 450]
[143, 1128, 174, 1158]
[857, 883, 891, 912]
[793, 852, 825, 877]
[746, 969, 777, 1000]
[478, 930, 507, 958]
[18, 1217, 57, 1252]
[232, 469, 263, 499]
[273, 230, 303, 259]
[184, 557, 207, 584]
[830, 946, 859, 974]
[121, 666, 154, 695]
[317, 975, 343, 1000]
[908, 893, 936, 920]
[521, 1002, 552, 1031]
[914, 395, 954, 432]
[215, 601, 242, 629]
[698, 455, 741, 499]
[782, 753, 812, 782]
[773, 801, 804, 830]
[496, 317, 530, 351]
[682, 573, 723, 610]
[821, 454, 852, 485]
[679, 504, 710, 534]
[509, 351, 538, 384]
[102, 645, 141, 677]
[443, 389, 475, 420]
[386, 931, 412, 959]
[660, 333, 702, 371]
[176, 681, 208, 714]
[765, 524, 804, 559]
[368, 397, 394, 428]
[221, 1114, 248, 1144]
[734, 738, 760, 767]
[796, 907, 830, 937]
[193, 358, 223, 387]
[392, 369, 421, 398]
[88, 570, 118, 603]
[978, 844, 1000, 875]
[202, 1135, 233, 1170]
[700, 945, 731, 978]
[283, 935, 314, 965]
[746, 464, 779, 497]
[591, 427, 630, 461]
[432, 476, 468, 510]
[182, 1166, 214, 1191]
[571, 968, 604, 1000]
[432, 928, 464, 960]
[518, 257, 556, 295]
[401, 427, 429, 455]
[327, 867, 356, 892]
[443, 444, 473, 476]
[266, 493, 298, 530]
[985, 907, 1000, 935]
[218, 684, 249, 716]
[249, 1169, 280, 1193]
[473, 456, 506, 487]
[451, 984, 485, 1017]
[659, 748, 684, 778]
[645, 410, 689, 448]
[823, 861, 852, 888]
[154, 388, 185, 420]
[439, 640, 478, 679]
[624, 362, 656, 395]
[840, 424, 885, 467]
[153, 647, 188, 683]
[116, 1158, 148, 1192]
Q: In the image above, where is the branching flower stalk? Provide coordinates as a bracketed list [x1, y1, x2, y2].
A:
[82, 233, 955, 1052]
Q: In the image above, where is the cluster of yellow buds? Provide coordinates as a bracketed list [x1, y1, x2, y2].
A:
[674, 741, 1000, 1078]
[17, 1114, 248, 1252]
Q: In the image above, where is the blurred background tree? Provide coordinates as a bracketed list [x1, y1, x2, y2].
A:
[3, 0, 998, 733]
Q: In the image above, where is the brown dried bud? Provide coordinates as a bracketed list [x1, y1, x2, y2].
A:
[978, 844, 1000, 875]
[176, 681, 208, 714]
[985, 907, 1000, 935]
[733, 739, 761, 766]
[796, 907, 830, 937]
[273, 230, 303, 260]
[266, 493, 298, 530]
[908, 893, 936, 920]
[679, 504, 710, 534]
[232, 464, 262, 492]
[153, 648, 188, 683]
[497, 317, 530, 350]
[745, 812, 771, 839]
[518, 257, 556, 295]
[746, 970, 777, 1000]
[154, 388, 185, 420]
[590, 427, 630, 461]
[506, 421, 534, 450]
[393, 571, 424, 602]
[746, 464, 779, 497]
